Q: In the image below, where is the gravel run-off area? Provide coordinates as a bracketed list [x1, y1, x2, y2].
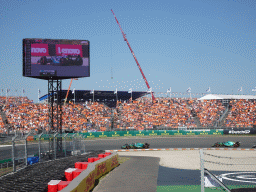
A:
[117, 150, 256, 171]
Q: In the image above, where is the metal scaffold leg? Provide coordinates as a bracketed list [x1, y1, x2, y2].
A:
[48, 78, 63, 157]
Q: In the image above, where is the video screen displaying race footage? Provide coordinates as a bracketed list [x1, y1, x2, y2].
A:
[23, 38, 90, 79]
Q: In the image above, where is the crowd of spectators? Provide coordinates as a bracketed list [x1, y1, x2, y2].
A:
[224, 99, 256, 128]
[0, 96, 113, 134]
[0, 95, 256, 134]
[117, 97, 197, 129]
[191, 99, 226, 127]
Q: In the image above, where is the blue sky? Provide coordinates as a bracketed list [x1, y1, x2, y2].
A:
[0, 0, 255, 102]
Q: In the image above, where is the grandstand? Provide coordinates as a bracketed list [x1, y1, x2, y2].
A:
[1, 93, 256, 135]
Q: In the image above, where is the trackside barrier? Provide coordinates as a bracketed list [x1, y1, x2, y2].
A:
[33, 130, 223, 140]
[84, 129, 223, 137]
[58, 152, 119, 192]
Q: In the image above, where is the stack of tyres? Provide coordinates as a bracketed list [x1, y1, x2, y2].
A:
[94, 157, 100, 161]
[72, 169, 85, 179]
[75, 162, 83, 169]
[81, 162, 90, 169]
[48, 180, 61, 192]
[58, 181, 71, 191]
[65, 168, 77, 181]
[0, 150, 104, 192]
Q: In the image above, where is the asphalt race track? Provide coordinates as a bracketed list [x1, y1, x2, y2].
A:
[1, 135, 256, 160]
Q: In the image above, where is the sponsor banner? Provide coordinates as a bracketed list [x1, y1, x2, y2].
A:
[31, 44, 49, 56]
[172, 130, 184, 135]
[133, 130, 145, 137]
[146, 130, 159, 136]
[36, 129, 224, 141]
[70, 154, 119, 192]
[158, 130, 174, 136]
[98, 131, 108, 138]
[198, 130, 210, 135]
[56, 44, 83, 57]
[224, 129, 251, 135]
[123, 131, 133, 137]
[109, 131, 123, 137]
[86, 132, 96, 138]
[185, 130, 199, 135]
[210, 130, 223, 135]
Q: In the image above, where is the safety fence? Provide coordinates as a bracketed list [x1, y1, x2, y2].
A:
[0, 129, 222, 177]
[200, 149, 256, 192]
[0, 132, 84, 177]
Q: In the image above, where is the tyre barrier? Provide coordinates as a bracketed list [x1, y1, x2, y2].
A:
[0, 150, 106, 192]
[47, 152, 119, 192]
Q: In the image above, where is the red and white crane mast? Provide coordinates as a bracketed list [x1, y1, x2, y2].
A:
[111, 9, 155, 102]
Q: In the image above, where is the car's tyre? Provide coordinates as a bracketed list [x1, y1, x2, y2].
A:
[234, 143, 240, 148]
[145, 143, 149, 148]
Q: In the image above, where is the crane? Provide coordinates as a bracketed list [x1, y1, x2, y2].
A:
[64, 78, 78, 105]
[111, 9, 155, 102]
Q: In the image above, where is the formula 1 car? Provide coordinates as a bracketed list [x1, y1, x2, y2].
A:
[37, 55, 83, 66]
[121, 143, 150, 149]
[60, 55, 83, 66]
[212, 141, 241, 148]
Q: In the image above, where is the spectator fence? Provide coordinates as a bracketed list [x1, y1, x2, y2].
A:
[0, 132, 83, 177]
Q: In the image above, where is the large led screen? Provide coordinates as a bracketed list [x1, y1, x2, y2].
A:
[23, 38, 90, 79]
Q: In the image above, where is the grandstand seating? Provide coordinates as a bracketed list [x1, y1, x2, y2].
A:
[224, 99, 256, 128]
[0, 96, 255, 134]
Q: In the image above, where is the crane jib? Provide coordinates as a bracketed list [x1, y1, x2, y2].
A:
[111, 9, 155, 102]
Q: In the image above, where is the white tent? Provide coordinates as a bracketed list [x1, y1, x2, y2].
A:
[198, 94, 256, 100]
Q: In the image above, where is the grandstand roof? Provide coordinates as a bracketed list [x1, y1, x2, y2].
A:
[198, 94, 256, 100]
[39, 90, 149, 108]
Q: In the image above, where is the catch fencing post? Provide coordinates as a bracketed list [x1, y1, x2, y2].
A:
[12, 135, 18, 172]
[25, 131, 32, 166]
[38, 133, 43, 162]
[64, 133, 68, 157]
[53, 133, 58, 160]
[200, 149, 204, 192]
[83, 135, 86, 153]
[72, 134, 76, 155]
[79, 134, 82, 151]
